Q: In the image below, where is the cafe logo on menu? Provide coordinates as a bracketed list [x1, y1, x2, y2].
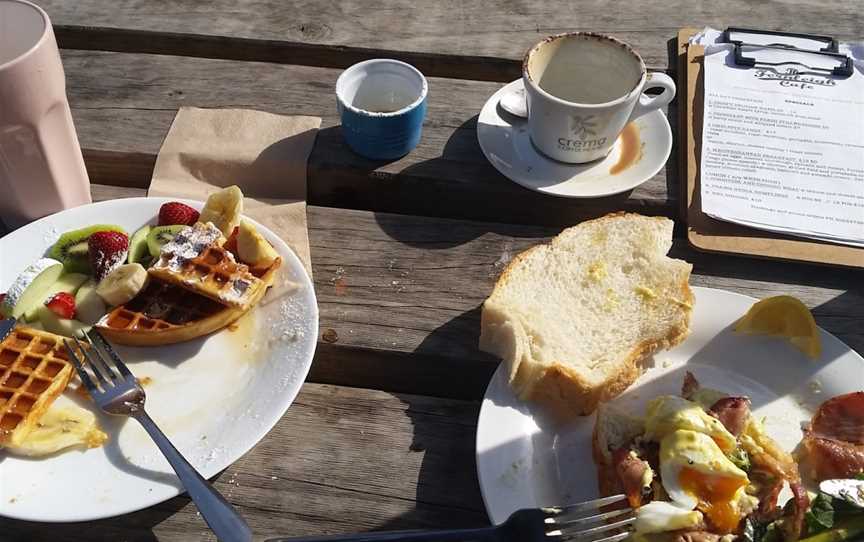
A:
[753, 67, 836, 90]
[559, 115, 607, 151]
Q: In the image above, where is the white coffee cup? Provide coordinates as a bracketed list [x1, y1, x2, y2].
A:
[522, 32, 675, 164]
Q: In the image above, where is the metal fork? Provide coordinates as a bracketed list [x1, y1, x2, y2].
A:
[266, 494, 634, 542]
[64, 330, 253, 542]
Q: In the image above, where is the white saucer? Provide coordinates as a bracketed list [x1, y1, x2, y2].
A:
[476, 79, 673, 198]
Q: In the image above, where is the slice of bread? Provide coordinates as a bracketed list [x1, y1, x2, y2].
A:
[479, 213, 693, 417]
[592, 403, 647, 465]
[592, 403, 647, 497]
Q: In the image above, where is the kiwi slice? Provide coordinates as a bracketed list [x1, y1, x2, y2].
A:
[147, 225, 187, 258]
[49, 224, 126, 274]
[128, 225, 153, 265]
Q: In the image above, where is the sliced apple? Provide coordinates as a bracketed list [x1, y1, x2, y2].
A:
[74, 279, 108, 325]
[23, 272, 88, 322]
[1, 258, 64, 319]
[34, 305, 91, 338]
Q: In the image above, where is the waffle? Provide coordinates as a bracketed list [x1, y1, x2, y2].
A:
[0, 325, 73, 447]
[148, 222, 264, 309]
[97, 258, 281, 346]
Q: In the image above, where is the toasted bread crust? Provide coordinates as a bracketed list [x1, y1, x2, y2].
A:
[524, 316, 691, 418]
[480, 212, 694, 419]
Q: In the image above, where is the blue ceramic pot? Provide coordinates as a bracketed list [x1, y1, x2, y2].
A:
[336, 59, 428, 160]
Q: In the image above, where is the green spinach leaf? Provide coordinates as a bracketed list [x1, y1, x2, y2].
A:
[728, 447, 751, 472]
[805, 492, 835, 534]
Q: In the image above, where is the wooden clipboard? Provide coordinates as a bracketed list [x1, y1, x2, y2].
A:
[676, 28, 864, 269]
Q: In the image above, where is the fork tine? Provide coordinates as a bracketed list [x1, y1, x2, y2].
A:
[63, 339, 99, 393]
[557, 515, 636, 539]
[544, 494, 627, 517]
[80, 329, 123, 382]
[73, 335, 114, 386]
[547, 507, 633, 527]
[88, 329, 134, 380]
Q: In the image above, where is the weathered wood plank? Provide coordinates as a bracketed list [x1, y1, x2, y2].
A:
[54, 26, 523, 83]
[63, 50, 673, 227]
[305, 206, 864, 398]
[80, 185, 864, 400]
[5, 185, 860, 400]
[41, 0, 864, 73]
[0, 383, 486, 541]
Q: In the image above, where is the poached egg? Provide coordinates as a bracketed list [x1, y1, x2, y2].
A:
[645, 395, 737, 453]
[658, 429, 750, 533]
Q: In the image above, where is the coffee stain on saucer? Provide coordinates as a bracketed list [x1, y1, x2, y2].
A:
[609, 122, 642, 175]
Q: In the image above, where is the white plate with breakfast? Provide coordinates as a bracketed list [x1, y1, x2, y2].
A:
[476, 79, 673, 198]
[475, 213, 864, 541]
[0, 188, 318, 522]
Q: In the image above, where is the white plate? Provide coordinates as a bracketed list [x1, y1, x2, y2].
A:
[476, 286, 864, 525]
[0, 197, 319, 522]
[477, 79, 673, 198]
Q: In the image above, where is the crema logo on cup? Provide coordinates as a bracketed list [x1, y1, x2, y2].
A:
[522, 32, 675, 164]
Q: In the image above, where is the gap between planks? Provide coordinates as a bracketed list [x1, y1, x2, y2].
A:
[54, 24, 672, 83]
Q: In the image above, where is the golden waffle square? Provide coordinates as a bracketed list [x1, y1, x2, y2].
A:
[149, 222, 264, 309]
[0, 326, 73, 447]
[98, 257, 281, 346]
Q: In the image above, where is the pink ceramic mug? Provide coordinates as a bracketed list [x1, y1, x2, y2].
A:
[0, 0, 90, 229]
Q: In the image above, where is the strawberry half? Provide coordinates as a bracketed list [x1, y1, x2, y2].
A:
[158, 202, 200, 226]
[89, 231, 129, 281]
[45, 292, 76, 319]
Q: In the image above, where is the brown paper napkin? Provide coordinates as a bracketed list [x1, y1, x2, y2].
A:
[148, 107, 321, 277]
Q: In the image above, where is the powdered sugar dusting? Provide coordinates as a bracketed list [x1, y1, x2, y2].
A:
[154, 222, 224, 272]
[41, 225, 59, 247]
[1, 258, 62, 312]
[92, 248, 127, 280]
[151, 222, 261, 306]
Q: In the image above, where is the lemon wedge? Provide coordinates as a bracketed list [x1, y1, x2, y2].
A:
[735, 295, 821, 359]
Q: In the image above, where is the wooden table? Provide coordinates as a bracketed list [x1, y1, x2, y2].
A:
[2, 2, 862, 540]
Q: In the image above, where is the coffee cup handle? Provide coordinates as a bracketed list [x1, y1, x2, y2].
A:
[628, 72, 676, 122]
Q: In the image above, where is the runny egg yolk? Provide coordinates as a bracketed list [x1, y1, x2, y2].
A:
[678, 467, 747, 533]
[711, 436, 733, 454]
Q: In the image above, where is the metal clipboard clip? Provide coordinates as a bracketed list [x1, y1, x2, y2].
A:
[722, 27, 838, 52]
[720, 28, 853, 78]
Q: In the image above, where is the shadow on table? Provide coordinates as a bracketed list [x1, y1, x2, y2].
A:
[368, 397, 490, 534]
[365, 304, 491, 533]
[811, 289, 863, 355]
[679, 245, 862, 293]
[366, 114, 654, 249]
[0, 493, 192, 542]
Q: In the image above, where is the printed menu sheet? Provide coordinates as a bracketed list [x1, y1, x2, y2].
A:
[693, 29, 864, 247]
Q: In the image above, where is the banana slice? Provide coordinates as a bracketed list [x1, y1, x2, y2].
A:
[5, 396, 107, 457]
[199, 185, 243, 235]
[96, 263, 148, 306]
[237, 220, 279, 267]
